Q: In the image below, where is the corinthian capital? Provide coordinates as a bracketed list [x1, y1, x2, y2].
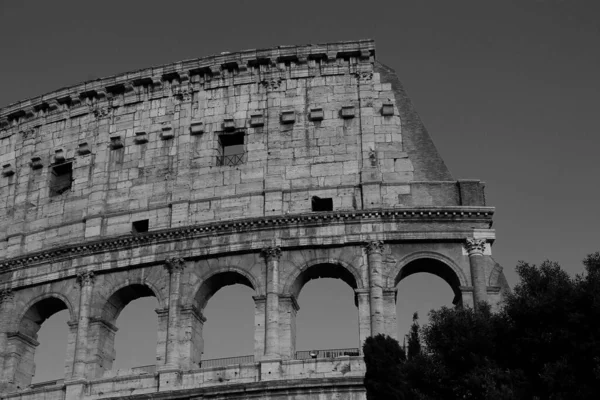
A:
[76, 271, 95, 287]
[261, 246, 282, 261]
[165, 258, 186, 274]
[365, 240, 384, 255]
[465, 238, 487, 255]
[0, 289, 14, 303]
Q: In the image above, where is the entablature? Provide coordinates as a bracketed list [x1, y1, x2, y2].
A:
[0, 206, 494, 289]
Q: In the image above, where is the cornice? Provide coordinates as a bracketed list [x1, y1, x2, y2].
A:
[0, 39, 375, 131]
[0, 207, 493, 274]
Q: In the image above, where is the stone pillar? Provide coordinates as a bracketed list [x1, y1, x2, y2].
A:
[355, 289, 371, 353]
[86, 318, 117, 378]
[465, 238, 488, 310]
[73, 272, 94, 379]
[366, 240, 385, 336]
[0, 289, 15, 387]
[253, 295, 266, 360]
[164, 258, 186, 369]
[278, 294, 299, 359]
[65, 320, 78, 379]
[383, 287, 398, 340]
[4, 332, 38, 389]
[262, 246, 281, 358]
[155, 308, 169, 366]
[178, 305, 205, 370]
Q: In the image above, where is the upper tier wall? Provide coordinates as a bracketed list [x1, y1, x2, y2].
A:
[0, 40, 486, 259]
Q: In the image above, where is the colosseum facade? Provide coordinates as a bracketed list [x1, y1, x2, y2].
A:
[0, 39, 509, 399]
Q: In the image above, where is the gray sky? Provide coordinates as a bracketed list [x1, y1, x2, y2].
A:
[1, 0, 598, 383]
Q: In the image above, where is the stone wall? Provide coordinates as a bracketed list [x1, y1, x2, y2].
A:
[0, 39, 485, 259]
[0, 40, 507, 399]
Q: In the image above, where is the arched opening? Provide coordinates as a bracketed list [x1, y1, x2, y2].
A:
[94, 284, 159, 377]
[292, 263, 360, 359]
[12, 296, 71, 388]
[194, 271, 256, 367]
[395, 258, 462, 345]
[30, 310, 69, 384]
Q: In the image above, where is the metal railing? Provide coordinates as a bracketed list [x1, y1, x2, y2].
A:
[199, 354, 255, 368]
[295, 348, 360, 360]
[217, 153, 246, 166]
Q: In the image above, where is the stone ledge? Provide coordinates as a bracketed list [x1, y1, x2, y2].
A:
[0, 39, 375, 129]
[0, 207, 494, 274]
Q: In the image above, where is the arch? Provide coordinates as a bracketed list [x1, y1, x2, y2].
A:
[9, 294, 74, 388]
[393, 252, 468, 306]
[100, 282, 163, 325]
[194, 267, 259, 311]
[17, 293, 75, 335]
[283, 258, 364, 299]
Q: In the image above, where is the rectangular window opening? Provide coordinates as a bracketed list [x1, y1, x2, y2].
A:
[312, 196, 333, 212]
[132, 219, 149, 233]
[218, 132, 245, 166]
[49, 162, 73, 197]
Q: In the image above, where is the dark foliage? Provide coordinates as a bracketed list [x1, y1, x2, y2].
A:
[363, 334, 407, 400]
[363, 252, 600, 400]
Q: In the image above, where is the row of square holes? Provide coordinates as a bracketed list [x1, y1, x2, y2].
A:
[1, 103, 396, 176]
[130, 196, 333, 233]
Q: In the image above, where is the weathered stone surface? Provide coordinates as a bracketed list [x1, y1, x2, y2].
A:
[0, 39, 509, 399]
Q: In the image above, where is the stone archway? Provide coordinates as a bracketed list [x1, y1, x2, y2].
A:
[281, 260, 362, 359]
[88, 283, 161, 378]
[8, 295, 74, 388]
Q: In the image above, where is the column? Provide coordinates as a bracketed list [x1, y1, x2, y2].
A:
[164, 257, 185, 369]
[73, 272, 94, 379]
[354, 289, 371, 353]
[366, 240, 385, 336]
[465, 238, 488, 310]
[262, 246, 281, 358]
[278, 294, 299, 359]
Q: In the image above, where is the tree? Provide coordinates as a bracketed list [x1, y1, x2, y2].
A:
[363, 334, 407, 400]
[396, 252, 600, 399]
[406, 312, 421, 360]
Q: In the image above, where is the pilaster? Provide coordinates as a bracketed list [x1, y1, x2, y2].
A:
[73, 271, 94, 379]
[465, 238, 488, 310]
[262, 246, 282, 358]
[163, 257, 186, 370]
[365, 240, 385, 335]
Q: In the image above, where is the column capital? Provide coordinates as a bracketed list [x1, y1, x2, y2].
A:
[165, 257, 186, 274]
[76, 271, 95, 287]
[465, 238, 487, 255]
[364, 240, 384, 255]
[261, 246, 282, 261]
[0, 288, 14, 303]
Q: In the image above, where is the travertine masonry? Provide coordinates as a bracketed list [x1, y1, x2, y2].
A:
[0, 40, 510, 400]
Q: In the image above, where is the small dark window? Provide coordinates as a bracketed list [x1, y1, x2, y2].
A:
[132, 219, 149, 233]
[312, 196, 333, 212]
[49, 162, 72, 196]
[218, 132, 245, 166]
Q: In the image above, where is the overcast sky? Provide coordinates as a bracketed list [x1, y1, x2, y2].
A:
[1, 0, 598, 383]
